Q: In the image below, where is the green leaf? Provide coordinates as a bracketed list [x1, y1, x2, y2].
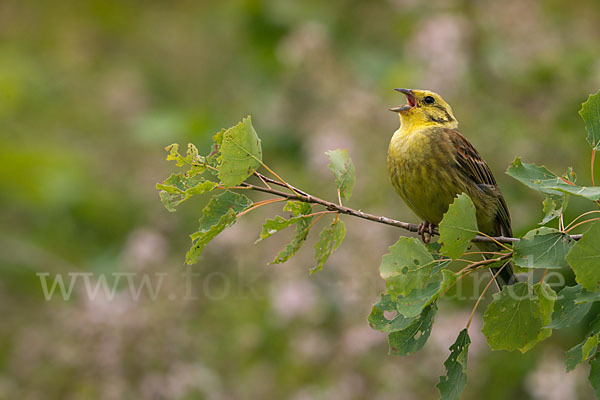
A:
[206, 128, 225, 169]
[438, 194, 478, 260]
[566, 223, 600, 291]
[197, 191, 253, 232]
[579, 90, 600, 150]
[430, 250, 452, 274]
[325, 149, 355, 201]
[156, 174, 217, 212]
[184, 191, 252, 264]
[256, 215, 304, 242]
[271, 201, 313, 264]
[575, 290, 600, 304]
[567, 314, 600, 371]
[549, 285, 593, 329]
[186, 210, 237, 265]
[368, 294, 418, 332]
[379, 237, 436, 297]
[394, 281, 443, 319]
[157, 173, 203, 194]
[164, 143, 205, 167]
[540, 193, 569, 225]
[506, 158, 600, 201]
[437, 329, 470, 400]
[312, 219, 345, 273]
[388, 303, 437, 356]
[158, 139, 227, 212]
[394, 270, 458, 318]
[217, 116, 263, 187]
[513, 227, 575, 269]
[589, 357, 600, 398]
[520, 282, 556, 353]
[566, 334, 599, 372]
[590, 313, 600, 334]
[482, 282, 556, 352]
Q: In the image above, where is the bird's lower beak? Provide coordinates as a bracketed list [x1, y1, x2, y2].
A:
[389, 105, 412, 112]
[390, 88, 416, 113]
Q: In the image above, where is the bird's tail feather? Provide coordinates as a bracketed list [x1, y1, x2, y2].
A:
[490, 261, 517, 287]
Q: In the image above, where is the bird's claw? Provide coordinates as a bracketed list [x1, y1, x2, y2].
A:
[418, 221, 435, 243]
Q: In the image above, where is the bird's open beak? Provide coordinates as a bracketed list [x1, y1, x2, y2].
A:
[390, 88, 416, 112]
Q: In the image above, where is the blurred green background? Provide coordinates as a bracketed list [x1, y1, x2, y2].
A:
[2, 0, 600, 398]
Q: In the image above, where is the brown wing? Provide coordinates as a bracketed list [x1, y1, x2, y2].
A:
[445, 128, 512, 237]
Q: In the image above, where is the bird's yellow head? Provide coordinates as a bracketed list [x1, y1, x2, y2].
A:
[390, 89, 457, 130]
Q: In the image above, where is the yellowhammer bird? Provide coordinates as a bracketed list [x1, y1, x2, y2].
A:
[387, 88, 516, 286]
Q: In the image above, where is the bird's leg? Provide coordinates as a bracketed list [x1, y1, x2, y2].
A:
[417, 221, 435, 243]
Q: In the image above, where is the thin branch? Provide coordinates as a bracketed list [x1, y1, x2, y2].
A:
[253, 172, 309, 196]
[238, 181, 583, 243]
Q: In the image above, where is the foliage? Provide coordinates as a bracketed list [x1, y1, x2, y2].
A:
[437, 329, 471, 400]
[567, 223, 600, 291]
[185, 190, 253, 264]
[438, 194, 478, 260]
[159, 92, 600, 398]
[580, 90, 600, 151]
[9, 1, 600, 398]
[513, 227, 575, 269]
[325, 149, 355, 201]
[312, 218, 345, 273]
[216, 116, 263, 187]
[271, 201, 314, 264]
[548, 285, 592, 329]
[481, 282, 556, 353]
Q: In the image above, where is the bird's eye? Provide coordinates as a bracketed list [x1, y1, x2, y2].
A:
[424, 96, 435, 104]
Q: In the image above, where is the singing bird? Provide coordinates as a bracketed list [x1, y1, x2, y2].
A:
[387, 88, 516, 286]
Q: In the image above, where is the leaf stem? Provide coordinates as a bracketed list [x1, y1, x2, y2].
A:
[237, 198, 286, 217]
[254, 171, 309, 196]
[466, 261, 509, 330]
[565, 217, 600, 233]
[473, 231, 512, 251]
[302, 212, 329, 234]
[259, 162, 303, 196]
[438, 261, 495, 299]
[301, 210, 337, 219]
[559, 213, 565, 232]
[255, 172, 272, 190]
[461, 251, 508, 256]
[457, 253, 513, 275]
[564, 210, 600, 231]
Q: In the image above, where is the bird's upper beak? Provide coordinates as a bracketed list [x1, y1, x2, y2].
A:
[390, 88, 416, 113]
